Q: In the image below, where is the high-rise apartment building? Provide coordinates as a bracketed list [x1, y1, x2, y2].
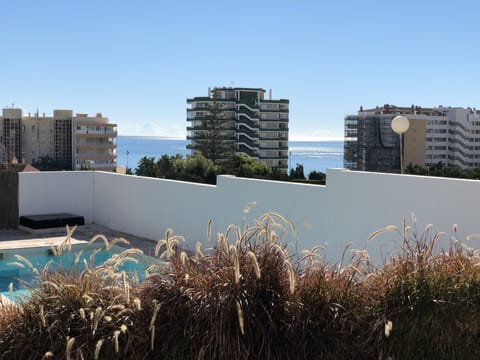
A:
[0, 108, 117, 171]
[344, 104, 480, 172]
[1, 108, 23, 163]
[187, 87, 289, 172]
[73, 112, 117, 170]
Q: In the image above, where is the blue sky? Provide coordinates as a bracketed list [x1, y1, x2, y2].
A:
[2, 0, 480, 140]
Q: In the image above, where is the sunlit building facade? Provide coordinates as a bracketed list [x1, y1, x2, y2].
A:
[187, 87, 289, 172]
[345, 104, 480, 172]
[0, 108, 117, 171]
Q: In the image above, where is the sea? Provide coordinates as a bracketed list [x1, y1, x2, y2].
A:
[117, 136, 344, 176]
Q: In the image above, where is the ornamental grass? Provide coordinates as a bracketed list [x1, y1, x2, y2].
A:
[1, 213, 480, 359]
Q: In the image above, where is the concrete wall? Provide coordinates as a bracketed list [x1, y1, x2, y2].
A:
[93, 172, 217, 242]
[18, 171, 95, 223]
[17, 169, 480, 264]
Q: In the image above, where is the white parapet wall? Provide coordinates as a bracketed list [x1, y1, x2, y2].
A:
[92, 172, 217, 243]
[18, 169, 480, 264]
[18, 171, 95, 223]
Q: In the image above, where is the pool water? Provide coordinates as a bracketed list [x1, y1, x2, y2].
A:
[0, 243, 160, 302]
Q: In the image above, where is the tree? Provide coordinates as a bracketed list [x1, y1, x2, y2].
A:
[308, 170, 325, 182]
[32, 155, 71, 171]
[289, 163, 306, 180]
[182, 154, 217, 184]
[221, 154, 273, 179]
[157, 154, 176, 178]
[135, 156, 157, 177]
[191, 94, 235, 165]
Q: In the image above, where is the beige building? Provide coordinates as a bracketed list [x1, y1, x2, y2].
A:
[345, 104, 480, 172]
[0, 108, 117, 171]
[73, 113, 117, 170]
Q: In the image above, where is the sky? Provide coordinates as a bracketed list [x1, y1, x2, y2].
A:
[2, 0, 480, 141]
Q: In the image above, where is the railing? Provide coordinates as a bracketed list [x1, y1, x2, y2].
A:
[76, 131, 118, 137]
[237, 115, 259, 129]
[236, 126, 259, 138]
[76, 143, 116, 149]
[236, 144, 259, 157]
[237, 136, 260, 149]
[75, 153, 116, 160]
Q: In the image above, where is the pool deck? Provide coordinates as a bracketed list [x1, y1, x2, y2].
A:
[0, 224, 159, 257]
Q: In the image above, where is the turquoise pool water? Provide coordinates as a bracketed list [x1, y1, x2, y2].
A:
[0, 243, 160, 302]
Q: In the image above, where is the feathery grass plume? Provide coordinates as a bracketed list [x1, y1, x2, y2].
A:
[92, 306, 104, 335]
[88, 248, 102, 267]
[258, 212, 295, 237]
[66, 336, 75, 360]
[154, 239, 167, 257]
[180, 251, 189, 266]
[384, 320, 393, 338]
[7, 261, 25, 269]
[207, 219, 212, 242]
[65, 224, 77, 252]
[94, 339, 104, 360]
[224, 224, 237, 242]
[272, 243, 289, 260]
[113, 330, 120, 353]
[109, 304, 125, 311]
[368, 225, 399, 241]
[48, 243, 58, 256]
[150, 325, 155, 351]
[108, 237, 129, 250]
[73, 249, 85, 265]
[39, 304, 46, 327]
[133, 298, 142, 311]
[155, 228, 185, 259]
[243, 201, 257, 215]
[150, 302, 162, 351]
[236, 300, 245, 335]
[150, 302, 162, 329]
[466, 233, 480, 241]
[229, 245, 241, 285]
[79, 308, 86, 320]
[195, 242, 204, 258]
[247, 251, 261, 279]
[285, 261, 295, 295]
[235, 226, 242, 244]
[89, 234, 110, 248]
[12, 254, 34, 271]
[83, 294, 93, 304]
[301, 245, 324, 266]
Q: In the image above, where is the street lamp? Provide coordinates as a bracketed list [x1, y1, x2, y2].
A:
[391, 116, 410, 174]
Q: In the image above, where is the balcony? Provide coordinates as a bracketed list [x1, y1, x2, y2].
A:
[75, 153, 116, 160]
[76, 143, 116, 149]
[76, 131, 118, 138]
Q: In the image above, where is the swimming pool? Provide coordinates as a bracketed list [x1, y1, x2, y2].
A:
[0, 243, 161, 302]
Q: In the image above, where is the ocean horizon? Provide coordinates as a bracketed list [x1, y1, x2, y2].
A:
[117, 136, 344, 176]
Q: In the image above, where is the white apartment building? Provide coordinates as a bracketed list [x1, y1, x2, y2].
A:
[187, 87, 289, 172]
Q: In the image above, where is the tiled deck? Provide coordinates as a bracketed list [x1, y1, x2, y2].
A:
[0, 224, 159, 256]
